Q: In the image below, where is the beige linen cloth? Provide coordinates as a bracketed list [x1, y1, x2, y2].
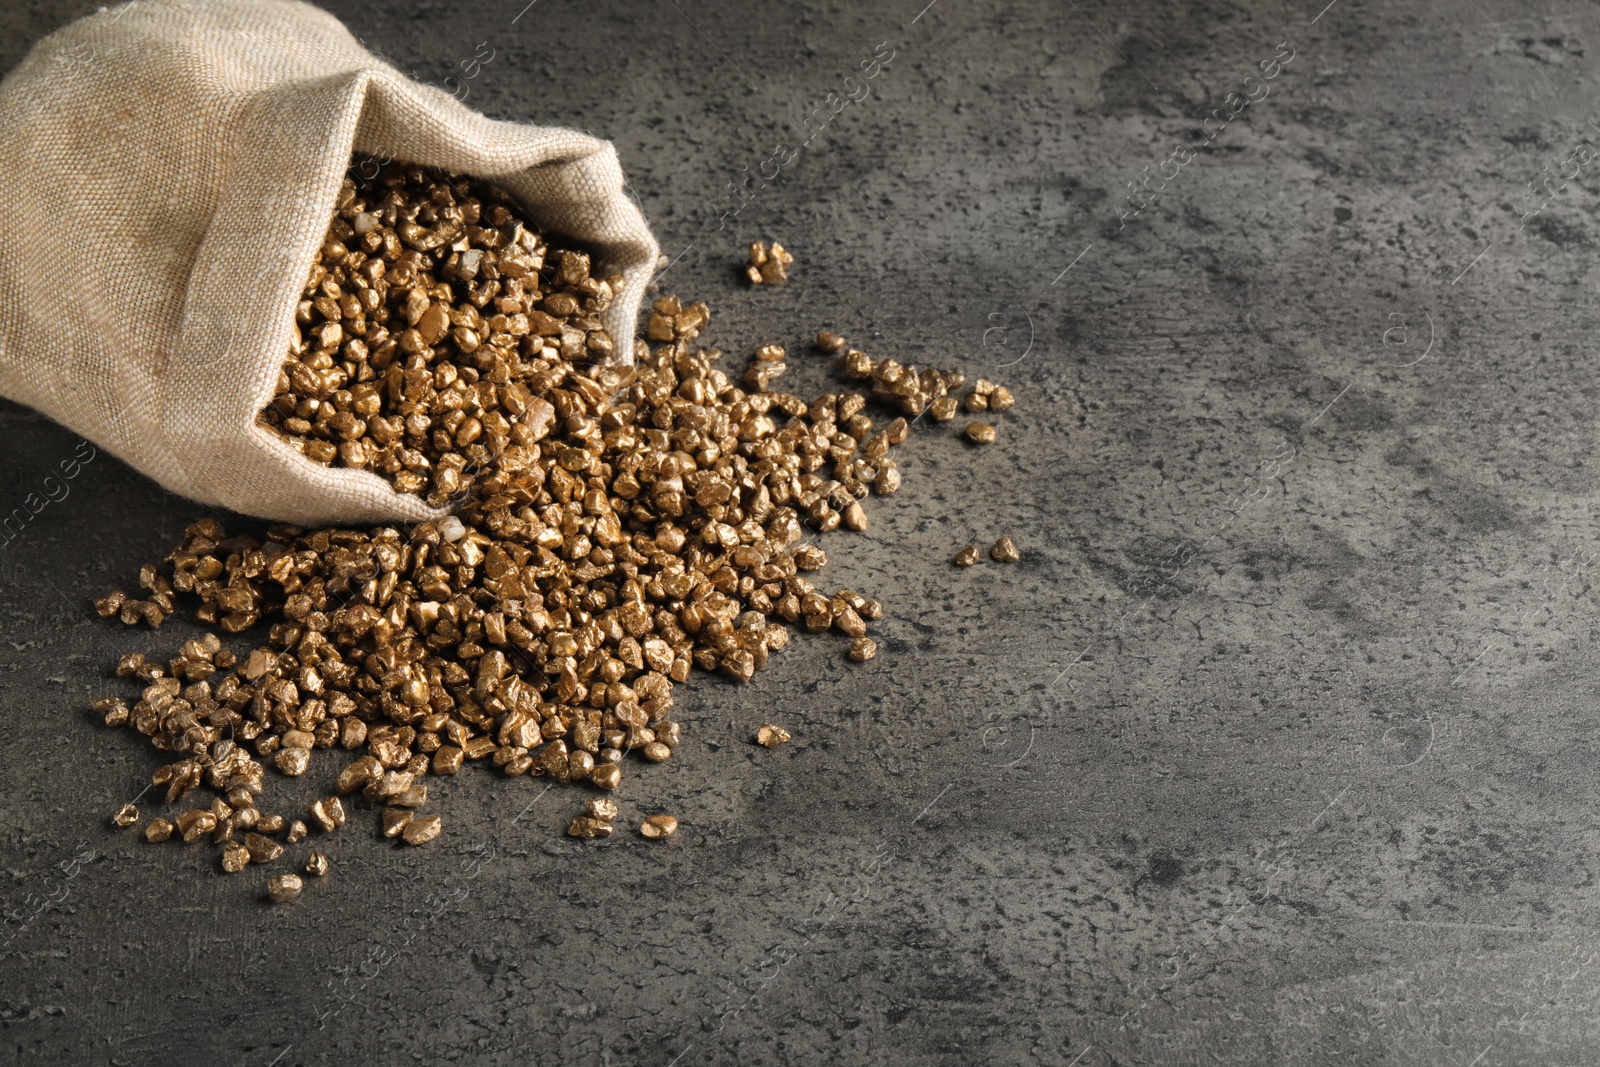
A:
[0, 0, 659, 526]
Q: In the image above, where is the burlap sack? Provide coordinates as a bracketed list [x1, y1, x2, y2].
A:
[0, 0, 659, 526]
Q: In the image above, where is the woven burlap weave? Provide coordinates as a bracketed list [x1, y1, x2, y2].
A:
[0, 0, 659, 525]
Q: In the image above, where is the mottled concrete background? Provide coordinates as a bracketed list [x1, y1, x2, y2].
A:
[3, 0, 1600, 1063]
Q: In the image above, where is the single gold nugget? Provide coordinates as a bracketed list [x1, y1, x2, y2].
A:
[403, 815, 442, 845]
[267, 873, 302, 903]
[220, 841, 250, 874]
[756, 725, 791, 748]
[640, 814, 679, 840]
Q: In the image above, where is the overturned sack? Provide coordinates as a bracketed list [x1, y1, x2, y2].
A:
[0, 0, 658, 525]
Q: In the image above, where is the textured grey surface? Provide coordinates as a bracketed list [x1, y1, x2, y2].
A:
[4, 0, 1600, 1063]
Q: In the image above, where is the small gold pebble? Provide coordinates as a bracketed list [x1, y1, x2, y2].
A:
[267, 873, 303, 903]
[402, 815, 442, 845]
[567, 816, 613, 839]
[756, 725, 791, 748]
[991, 536, 1020, 563]
[335, 758, 378, 795]
[285, 819, 308, 844]
[964, 392, 988, 412]
[989, 385, 1014, 412]
[220, 841, 250, 874]
[586, 798, 619, 822]
[256, 813, 284, 835]
[433, 745, 463, 775]
[954, 545, 981, 566]
[144, 817, 173, 843]
[112, 803, 139, 828]
[394, 783, 428, 807]
[965, 421, 997, 444]
[929, 396, 959, 422]
[274, 747, 310, 777]
[640, 814, 679, 840]
[244, 832, 284, 863]
[848, 637, 878, 662]
[816, 331, 846, 353]
[382, 808, 413, 838]
[176, 810, 217, 844]
[590, 762, 622, 791]
[305, 851, 329, 877]
[643, 740, 672, 762]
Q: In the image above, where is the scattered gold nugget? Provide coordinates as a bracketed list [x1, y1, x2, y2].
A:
[816, 330, 846, 352]
[991, 536, 1020, 563]
[274, 747, 310, 777]
[756, 725, 792, 748]
[381, 808, 413, 839]
[848, 637, 878, 662]
[567, 816, 613, 840]
[965, 421, 997, 444]
[305, 852, 330, 877]
[954, 545, 981, 566]
[220, 841, 250, 874]
[402, 815, 441, 845]
[640, 814, 679, 840]
[244, 833, 283, 863]
[112, 803, 139, 828]
[176, 810, 216, 844]
[267, 873, 303, 903]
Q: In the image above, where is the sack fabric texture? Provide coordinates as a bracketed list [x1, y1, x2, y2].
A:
[0, 0, 659, 525]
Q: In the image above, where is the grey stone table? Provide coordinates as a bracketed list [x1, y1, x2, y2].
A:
[4, 0, 1600, 1063]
